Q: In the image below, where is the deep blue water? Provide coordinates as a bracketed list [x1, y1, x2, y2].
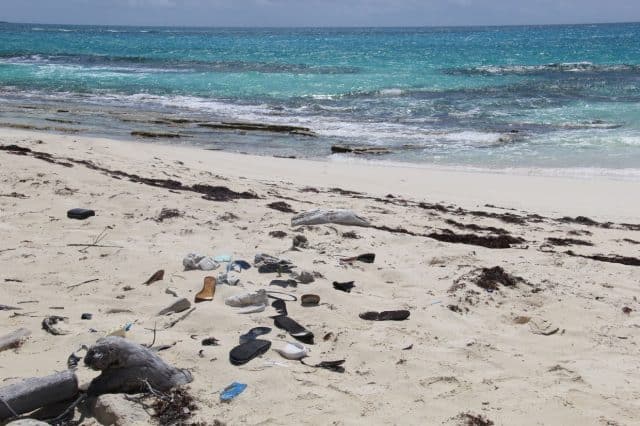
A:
[1, 22, 640, 173]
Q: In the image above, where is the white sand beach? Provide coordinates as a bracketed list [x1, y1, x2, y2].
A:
[1, 129, 639, 425]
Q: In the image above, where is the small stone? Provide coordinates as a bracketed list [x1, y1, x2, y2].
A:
[158, 297, 191, 316]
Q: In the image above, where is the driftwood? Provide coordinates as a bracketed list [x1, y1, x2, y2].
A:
[331, 144, 392, 155]
[84, 336, 192, 396]
[291, 209, 371, 227]
[0, 370, 78, 420]
[0, 328, 31, 353]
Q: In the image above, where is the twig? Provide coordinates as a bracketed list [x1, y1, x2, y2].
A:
[67, 278, 99, 289]
[144, 322, 157, 348]
[164, 308, 195, 329]
[67, 243, 123, 248]
[49, 393, 86, 423]
[0, 248, 16, 254]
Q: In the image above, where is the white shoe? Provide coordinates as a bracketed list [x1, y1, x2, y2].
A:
[274, 342, 308, 360]
[225, 289, 268, 307]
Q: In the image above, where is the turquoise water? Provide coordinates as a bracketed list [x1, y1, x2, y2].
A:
[1, 22, 640, 172]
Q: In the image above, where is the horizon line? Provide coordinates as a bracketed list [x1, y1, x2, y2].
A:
[1, 19, 639, 30]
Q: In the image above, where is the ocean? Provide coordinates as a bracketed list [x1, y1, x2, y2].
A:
[1, 22, 640, 175]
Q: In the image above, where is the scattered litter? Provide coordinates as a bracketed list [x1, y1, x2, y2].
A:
[183, 253, 220, 271]
[270, 279, 297, 288]
[217, 271, 240, 286]
[225, 290, 268, 308]
[274, 315, 314, 344]
[42, 315, 69, 335]
[301, 294, 320, 307]
[239, 327, 272, 344]
[229, 339, 271, 365]
[292, 209, 371, 227]
[158, 297, 192, 316]
[333, 281, 355, 293]
[67, 208, 95, 220]
[300, 359, 345, 373]
[144, 269, 165, 285]
[81, 313, 93, 320]
[220, 382, 247, 402]
[274, 341, 308, 360]
[202, 337, 220, 346]
[194, 276, 216, 303]
[293, 271, 315, 284]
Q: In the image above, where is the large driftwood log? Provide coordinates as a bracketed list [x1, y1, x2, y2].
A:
[84, 336, 192, 396]
[0, 328, 31, 353]
[0, 370, 78, 421]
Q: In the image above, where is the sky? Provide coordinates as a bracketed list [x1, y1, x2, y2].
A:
[1, 0, 639, 27]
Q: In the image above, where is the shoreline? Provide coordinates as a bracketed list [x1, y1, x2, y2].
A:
[3, 128, 639, 222]
[1, 128, 640, 425]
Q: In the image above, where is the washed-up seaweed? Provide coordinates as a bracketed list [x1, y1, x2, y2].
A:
[0, 145, 259, 202]
[444, 219, 510, 235]
[155, 208, 183, 222]
[565, 250, 640, 267]
[474, 266, 524, 290]
[545, 237, 593, 247]
[267, 201, 296, 213]
[427, 229, 524, 249]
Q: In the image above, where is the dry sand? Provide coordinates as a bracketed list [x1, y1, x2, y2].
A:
[1, 129, 639, 425]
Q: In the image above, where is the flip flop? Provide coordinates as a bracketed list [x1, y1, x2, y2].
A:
[273, 315, 314, 344]
[272, 299, 288, 315]
[195, 276, 216, 302]
[333, 281, 355, 293]
[270, 279, 298, 288]
[229, 339, 271, 365]
[220, 382, 247, 402]
[239, 326, 272, 344]
[67, 208, 95, 220]
[301, 294, 320, 306]
[274, 341, 308, 360]
[359, 310, 410, 321]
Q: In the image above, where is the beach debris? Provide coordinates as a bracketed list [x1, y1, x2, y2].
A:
[85, 336, 192, 395]
[225, 290, 268, 311]
[158, 297, 191, 316]
[293, 271, 315, 284]
[273, 315, 314, 344]
[227, 259, 251, 271]
[220, 382, 247, 402]
[622, 307, 632, 315]
[165, 287, 179, 297]
[267, 201, 296, 213]
[194, 276, 216, 303]
[270, 279, 298, 288]
[229, 339, 271, 366]
[274, 341, 308, 360]
[474, 266, 524, 290]
[144, 269, 164, 285]
[214, 254, 232, 263]
[217, 271, 240, 286]
[529, 318, 560, 336]
[331, 144, 391, 155]
[66, 208, 95, 220]
[292, 209, 371, 227]
[255, 253, 295, 273]
[238, 304, 266, 314]
[155, 208, 182, 222]
[564, 250, 640, 267]
[545, 237, 593, 247]
[456, 412, 494, 426]
[301, 294, 320, 307]
[272, 299, 288, 315]
[81, 313, 93, 320]
[202, 337, 220, 346]
[340, 253, 375, 264]
[0, 328, 31, 353]
[42, 316, 69, 335]
[300, 359, 345, 373]
[333, 281, 355, 293]
[0, 304, 21, 311]
[292, 234, 308, 249]
[359, 310, 410, 321]
[0, 370, 79, 421]
[183, 253, 220, 271]
[427, 229, 524, 249]
[269, 230, 288, 239]
[239, 327, 272, 344]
